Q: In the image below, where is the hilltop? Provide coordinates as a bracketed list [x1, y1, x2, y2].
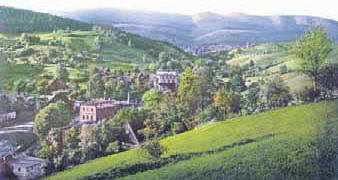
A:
[0, 6, 92, 34]
[45, 100, 338, 180]
[62, 9, 338, 47]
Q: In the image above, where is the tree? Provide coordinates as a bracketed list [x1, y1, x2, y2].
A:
[212, 90, 241, 119]
[262, 76, 292, 109]
[34, 101, 71, 141]
[143, 89, 162, 110]
[279, 64, 288, 74]
[245, 83, 261, 114]
[55, 63, 69, 83]
[64, 127, 80, 149]
[194, 66, 215, 110]
[87, 73, 105, 99]
[154, 94, 186, 134]
[294, 27, 332, 90]
[177, 67, 199, 114]
[139, 138, 167, 160]
[79, 124, 102, 161]
[318, 64, 338, 98]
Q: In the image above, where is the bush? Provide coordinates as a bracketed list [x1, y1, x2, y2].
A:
[279, 64, 288, 74]
[105, 141, 120, 154]
[140, 139, 167, 160]
[297, 86, 320, 103]
[196, 106, 219, 124]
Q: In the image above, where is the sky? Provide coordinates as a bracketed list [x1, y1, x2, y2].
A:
[1, 0, 338, 21]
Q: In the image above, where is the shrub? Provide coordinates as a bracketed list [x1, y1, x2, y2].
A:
[105, 141, 120, 154]
[140, 139, 167, 160]
[297, 86, 320, 103]
[279, 64, 288, 74]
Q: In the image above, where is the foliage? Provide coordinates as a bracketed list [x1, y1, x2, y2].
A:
[294, 27, 332, 90]
[262, 76, 292, 109]
[244, 83, 261, 114]
[279, 64, 288, 74]
[79, 124, 102, 162]
[296, 86, 320, 103]
[212, 89, 241, 119]
[0, 6, 91, 34]
[34, 101, 71, 140]
[87, 73, 105, 99]
[139, 138, 167, 160]
[55, 63, 69, 83]
[45, 100, 338, 180]
[142, 89, 162, 110]
[318, 64, 338, 98]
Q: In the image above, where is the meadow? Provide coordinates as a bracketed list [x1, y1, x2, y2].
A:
[45, 100, 338, 180]
[227, 43, 338, 92]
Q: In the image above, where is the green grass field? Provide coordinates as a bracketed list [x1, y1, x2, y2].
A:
[45, 100, 338, 180]
[227, 43, 338, 92]
[0, 63, 44, 91]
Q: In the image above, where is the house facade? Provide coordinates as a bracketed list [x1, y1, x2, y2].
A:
[152, 69, 179, 92]
[80, 99, 121, 122]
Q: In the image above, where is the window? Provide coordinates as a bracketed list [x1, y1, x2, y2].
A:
[91, 115, 93, 121]
[18, 168, 21, 172]
[82, 115, 85, 119]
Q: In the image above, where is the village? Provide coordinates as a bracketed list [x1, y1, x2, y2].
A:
[0, 69, 180, 180]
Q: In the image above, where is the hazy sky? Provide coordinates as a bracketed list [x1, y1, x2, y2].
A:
[1, 0, 338, 20]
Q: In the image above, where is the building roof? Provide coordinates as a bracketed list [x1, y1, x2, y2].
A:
[82, 99, 120, 109]
[156, 69, 179, 76]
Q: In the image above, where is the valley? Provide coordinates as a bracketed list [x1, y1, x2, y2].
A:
[0, 4, 337, 180]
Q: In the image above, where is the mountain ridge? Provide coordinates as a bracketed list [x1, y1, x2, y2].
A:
[61, 9, 338, 47]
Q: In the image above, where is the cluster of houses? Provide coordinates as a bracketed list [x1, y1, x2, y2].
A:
[0, 69, 181, 179]
[181, 42, 256, 56]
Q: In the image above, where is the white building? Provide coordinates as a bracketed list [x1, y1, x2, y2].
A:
[152, 69, 179, 92]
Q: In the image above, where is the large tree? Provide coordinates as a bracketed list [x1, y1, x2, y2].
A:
[294, 27, 332, 90]
[143, 89, 162, 110]
[262, 76, 292, 109]
[212, 90, 241, 119]
[34, 101, 72, 141]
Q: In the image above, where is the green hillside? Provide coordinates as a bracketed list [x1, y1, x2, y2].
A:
[45, 100, 338, 180]
[0, 6, 92, 34]
[0, 28, 190, 92]
[227, 43, 338, 92]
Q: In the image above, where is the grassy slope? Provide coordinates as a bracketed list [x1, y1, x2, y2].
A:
[227, 44, 338, 92]
[0, 30, 188, 92]
[45, 100, 338, 180]
[0, 63, 44, 91]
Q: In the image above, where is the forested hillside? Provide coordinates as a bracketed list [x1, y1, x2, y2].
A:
[0, 6, 92, 34]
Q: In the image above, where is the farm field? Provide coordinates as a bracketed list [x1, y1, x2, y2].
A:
[45, 100, 338, 180]
[227, 43, 338, 92]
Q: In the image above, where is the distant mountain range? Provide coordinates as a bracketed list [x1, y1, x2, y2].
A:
[61, 9, 338, 47]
